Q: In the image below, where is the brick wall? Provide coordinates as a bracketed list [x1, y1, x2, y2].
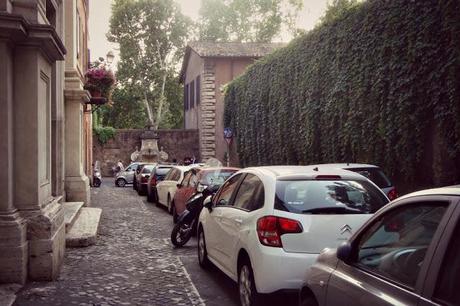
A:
[93, 129, 200, 177]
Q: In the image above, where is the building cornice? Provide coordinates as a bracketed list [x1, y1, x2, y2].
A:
[0, 12, 66, 62]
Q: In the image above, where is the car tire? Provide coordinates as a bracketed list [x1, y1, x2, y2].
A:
[133, 179, 137, 190]
[197, 227, 210, 269]
[116, 178, 126, 187]
[172, 202, 178, 223]
[167, 195, 172, 213]
[153, 187, 159, 204]
[147, 189, 154, 202]
[137, 186, 146, 196]
[300, 295, 318, 306]
[238, 259, 263, 306]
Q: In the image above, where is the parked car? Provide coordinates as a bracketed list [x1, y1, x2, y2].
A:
[197, 166, 389, 306]
[146, 164, 174, 203]
[156, 166, 193, 214]
[135, 163, 156, 195]
[309, 163, 397, 200]
[115, 162, 140, 187]
[299, 186, 460, 306]
[173, 167, 239, 222]
[133, 162, 148, 191]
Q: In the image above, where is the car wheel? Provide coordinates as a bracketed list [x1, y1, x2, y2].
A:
[147, 189, 154, 202]
[153, 187, 159, 204]
[300, 295, 318, 306]
[167, 195, 172, 213]
[133, 179, 137, 190]
[239, 259, 262, 306]
[172, 203, 178, 223]
[116, 178, 126, 187]
[197, 227, 210, 269]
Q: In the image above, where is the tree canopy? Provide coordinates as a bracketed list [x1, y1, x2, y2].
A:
[108, 0, 192, 129]
[198, 0, 303, 42]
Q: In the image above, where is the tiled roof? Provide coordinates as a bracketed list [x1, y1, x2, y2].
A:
[179, 41, 286, 83]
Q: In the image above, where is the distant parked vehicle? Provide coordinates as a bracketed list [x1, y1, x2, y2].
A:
[93, 161, 102, 187]
[309, 163, 397, 200]
[135, 164, 156, 196]
[197, 166, 389, 306]
[300, 186, 460, 306]
[147, 164, 174, 203]
[173, 167, 239, 223]
[155, 166, 193, 214]
[115, 162, 140, 187]
[133, 162, 148, 191]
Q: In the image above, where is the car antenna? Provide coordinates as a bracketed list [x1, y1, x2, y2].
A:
[313, 167, 318, 172]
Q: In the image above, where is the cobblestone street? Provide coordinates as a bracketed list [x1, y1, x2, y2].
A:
[14, 181, 297, 306]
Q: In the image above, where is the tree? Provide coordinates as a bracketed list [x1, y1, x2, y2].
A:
[319, 0, 359, 25]
[198, 0, 303, 42]
[108, 0, 192, 129]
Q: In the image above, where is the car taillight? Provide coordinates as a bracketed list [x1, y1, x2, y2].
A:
[150, 176, 157, 186]
[256, 216, 303, 247]
[141, 175, 148, 183]
[388, 188, 398, 201]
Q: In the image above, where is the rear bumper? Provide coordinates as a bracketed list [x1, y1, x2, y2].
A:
[251, 247, 319, 293]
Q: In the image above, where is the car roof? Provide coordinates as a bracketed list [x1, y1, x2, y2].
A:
[397, 185, 460, 201]
[243, 165, 368, 180]
[308, 163, 380, 169]
[198, 167, 240, 172]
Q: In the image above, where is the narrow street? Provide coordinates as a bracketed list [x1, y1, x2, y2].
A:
[14, 181, 296, 306]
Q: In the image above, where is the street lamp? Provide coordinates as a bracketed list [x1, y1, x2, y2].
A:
[106, 51, 115, 65]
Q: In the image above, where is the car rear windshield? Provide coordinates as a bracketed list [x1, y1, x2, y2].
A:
[155, 167, 172, 175]
[275, 180, 389, 214]
[200, 170, 237, 186]
[142, 165, 155, 173]
[348, 167, 392, 188]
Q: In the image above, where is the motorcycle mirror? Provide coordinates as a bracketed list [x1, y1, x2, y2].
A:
[203, 195, 213, 211]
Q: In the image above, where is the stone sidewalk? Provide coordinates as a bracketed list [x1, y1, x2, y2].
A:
[14, 181, 204, 306]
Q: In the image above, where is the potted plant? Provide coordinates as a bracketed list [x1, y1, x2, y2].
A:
[83, 67, 116, 103]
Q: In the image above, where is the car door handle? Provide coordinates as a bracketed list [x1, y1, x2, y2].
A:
[234, 218, 243, 224]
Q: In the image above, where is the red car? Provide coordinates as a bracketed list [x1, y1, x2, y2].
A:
[172, 167, 239, 222]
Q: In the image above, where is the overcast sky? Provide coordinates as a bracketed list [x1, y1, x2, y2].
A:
[88, 0, 329, 67]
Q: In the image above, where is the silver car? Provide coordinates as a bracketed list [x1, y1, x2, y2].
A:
[115, 162, 139, 187]
[300, 186, 460, 306]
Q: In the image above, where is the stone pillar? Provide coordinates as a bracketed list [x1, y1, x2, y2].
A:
[64, 89, 91, 205]
[0, 41, 28, 284]
[0, 7, 67, 282]
[200, 62, 217, 161]
[14, 46, 66, 281]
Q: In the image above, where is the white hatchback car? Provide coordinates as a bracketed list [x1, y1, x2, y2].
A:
[156, 166, 192, 213]
[197, 166, 389, 306]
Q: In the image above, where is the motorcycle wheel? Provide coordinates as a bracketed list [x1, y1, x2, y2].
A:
[93, 178, 101, 187]
[171, 221, 193, 247]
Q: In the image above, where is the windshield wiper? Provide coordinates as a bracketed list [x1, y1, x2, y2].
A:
[301, 206, 366, 214]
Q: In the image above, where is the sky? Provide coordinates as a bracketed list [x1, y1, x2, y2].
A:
[88, 0, 329, 68]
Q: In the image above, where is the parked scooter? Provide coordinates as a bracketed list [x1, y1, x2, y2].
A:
[170, 184, 219, 247]
[93, 161, 102, 187]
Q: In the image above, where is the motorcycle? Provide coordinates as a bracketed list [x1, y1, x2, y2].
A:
[93, 161, 102, 187]
[170, 184, 219, 247]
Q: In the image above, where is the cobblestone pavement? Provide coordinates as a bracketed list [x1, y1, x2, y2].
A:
[14, 180, 297, 306]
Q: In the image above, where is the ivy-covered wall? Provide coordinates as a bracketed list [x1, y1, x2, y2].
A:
[224, 0, 460, 192]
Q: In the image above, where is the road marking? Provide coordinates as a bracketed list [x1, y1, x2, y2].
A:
[178, 256, 206, 306]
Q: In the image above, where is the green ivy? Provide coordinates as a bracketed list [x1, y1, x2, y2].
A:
[93, 126, 117, 144]
[224, 0, 460, 191]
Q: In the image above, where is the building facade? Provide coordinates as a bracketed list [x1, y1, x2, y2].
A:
[0, 0, 92, 284]
[179, 42, 285, 165]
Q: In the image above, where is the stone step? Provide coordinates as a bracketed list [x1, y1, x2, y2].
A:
[66, 207, 102, 248]
[62, 202, 84, 232]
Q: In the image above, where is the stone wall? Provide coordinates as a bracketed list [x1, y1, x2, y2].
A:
[93, 129, 200, 177]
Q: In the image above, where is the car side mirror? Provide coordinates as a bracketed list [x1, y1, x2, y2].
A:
[336, 242, 353, 263]
[204, 195, 213, 211]
[176, 183, 182, 189]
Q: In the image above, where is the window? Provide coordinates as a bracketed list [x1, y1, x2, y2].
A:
[356, 202, 448, 289]
[349, 167, 392, 189]
[275, 179, 388, 214]
[184, 84, 189, 111]
[190, 80, 195, 109]
[196, 76, 201, 105]
[434, 219, 460, 305]
[214, 174, 242, 206]
[181, 171, 193, 187]
[233, 174, 265, 211]
[164, 169, 174, 181]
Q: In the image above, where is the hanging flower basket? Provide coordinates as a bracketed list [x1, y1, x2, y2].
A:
[83, 66, 116, 104]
